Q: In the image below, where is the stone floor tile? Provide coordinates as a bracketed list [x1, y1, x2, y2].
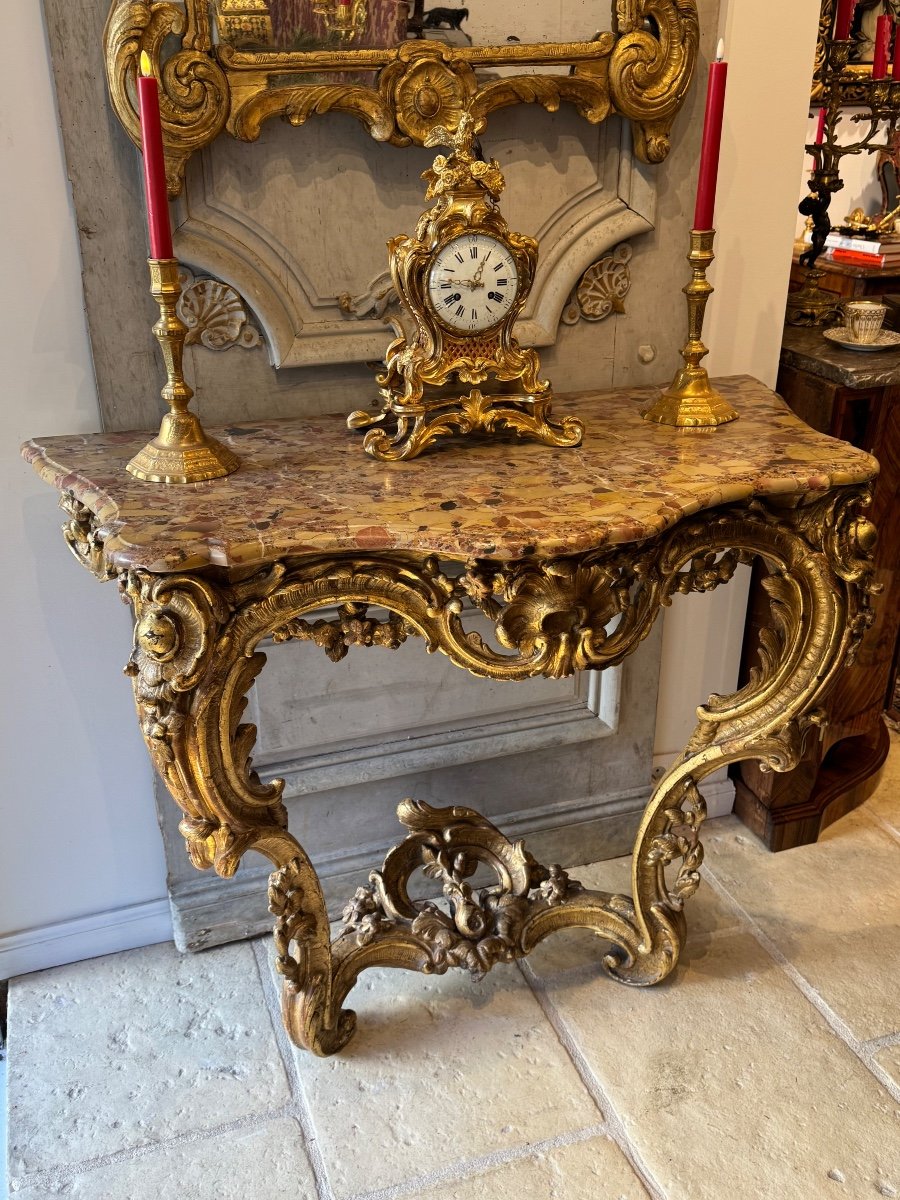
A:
[281, 960, 600, 1199]
[403, 1136, 651, 1200]
[866, 730, 900, 836]
[9, 1118, 315, 1200]
[702, 811, 900, 1041]
[8, 942, 290, 1178]
[528, 929, 900, 1200]
[10, 1113, 316, 1200]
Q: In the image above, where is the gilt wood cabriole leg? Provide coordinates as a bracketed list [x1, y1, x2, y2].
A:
[65, 485, 876, 1056]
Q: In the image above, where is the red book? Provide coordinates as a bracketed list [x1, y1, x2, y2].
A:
[827, 248, 894, 268]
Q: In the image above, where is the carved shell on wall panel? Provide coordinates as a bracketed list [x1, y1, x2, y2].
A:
[177, 271, 262, 351]
[562, 244, 633, 325]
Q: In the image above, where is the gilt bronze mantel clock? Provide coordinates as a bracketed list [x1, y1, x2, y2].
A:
[348, 115, 584, 461]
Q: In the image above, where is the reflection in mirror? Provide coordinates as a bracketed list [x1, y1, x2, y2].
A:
[215, 1, 613, 53]
[849, 0, 900, 63]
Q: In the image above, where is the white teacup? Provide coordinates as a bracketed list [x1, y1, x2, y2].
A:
[843, 300, 888, 344]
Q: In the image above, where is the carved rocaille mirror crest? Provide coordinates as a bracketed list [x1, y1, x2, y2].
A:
[103, 0, 699, 195]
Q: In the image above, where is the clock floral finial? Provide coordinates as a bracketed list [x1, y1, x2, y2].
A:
[422, 112, 505, 203]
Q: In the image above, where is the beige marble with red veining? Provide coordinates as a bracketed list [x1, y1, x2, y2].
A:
[20, 377, 878, 574]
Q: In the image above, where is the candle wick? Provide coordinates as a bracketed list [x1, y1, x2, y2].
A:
[715, 38, 725, 62]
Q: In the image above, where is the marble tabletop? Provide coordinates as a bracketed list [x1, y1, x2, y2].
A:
[21, 376, 878, 574]
[781, 326, 900, 390]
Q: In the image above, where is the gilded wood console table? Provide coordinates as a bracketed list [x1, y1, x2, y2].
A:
[22, 376, 879, 1056]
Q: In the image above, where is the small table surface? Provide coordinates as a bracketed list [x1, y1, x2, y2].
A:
[21, 376, 878, 575]
[781, 326, 900, 391]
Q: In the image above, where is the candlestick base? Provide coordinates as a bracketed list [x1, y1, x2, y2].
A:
[126, 258, 239, 485]
[126, 411, 239, 484]
[641, 229, 738, 429]
[642, 368, 739, 428]
[784, 267, 842, 328]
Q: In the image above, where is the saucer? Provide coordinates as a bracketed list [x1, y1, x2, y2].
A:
[823, 326, 900, 352]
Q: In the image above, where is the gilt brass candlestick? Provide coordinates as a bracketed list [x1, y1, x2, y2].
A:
[126, 259, 239, 484]
[642, 229, 738, 428]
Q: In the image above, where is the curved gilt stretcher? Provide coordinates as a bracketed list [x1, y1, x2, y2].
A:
[22, 377, 879, 1056]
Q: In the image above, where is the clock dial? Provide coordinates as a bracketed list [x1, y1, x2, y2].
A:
[427, 234, 519, 334]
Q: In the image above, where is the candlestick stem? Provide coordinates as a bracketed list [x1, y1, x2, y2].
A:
[641, 229, 738, 428]
[126, 259, 240, 484]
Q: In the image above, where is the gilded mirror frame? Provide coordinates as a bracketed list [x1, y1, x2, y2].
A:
[104, 0, 699, 195]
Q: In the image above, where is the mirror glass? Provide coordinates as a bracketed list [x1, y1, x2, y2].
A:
[216, 1, 613, 53]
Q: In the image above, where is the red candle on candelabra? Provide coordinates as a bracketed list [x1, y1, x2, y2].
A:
[810, 107, 826, 172]
[834, 0, 857, 39]
[136, 51, 174, 260]
[693, 40, 727, 232]
[874, 14, 892, 79]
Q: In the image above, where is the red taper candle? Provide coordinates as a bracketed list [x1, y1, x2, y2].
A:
[136, 51, 174, 260]
[693, 39, 727, 232]
[874, 14, 891, 79]
[810, 107, 826, 172]
[834, 0, 857, 39]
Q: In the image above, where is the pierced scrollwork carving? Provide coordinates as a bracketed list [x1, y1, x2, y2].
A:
[646, 776, 706, 908]
[272, 602, 409, 662]
[336, 800, 583, 979]
[59, 492, 116, 581]
[177, 271, 262, 351]
[104, 0, 698, 191]
[98, 485, 879, 1055]
[562, 244, 633, 325]
[103, 0, 229, 195]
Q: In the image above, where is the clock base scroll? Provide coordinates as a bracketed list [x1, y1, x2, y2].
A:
[347, 387, 584, 462]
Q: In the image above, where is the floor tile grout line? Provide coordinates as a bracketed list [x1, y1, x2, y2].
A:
[8, 1104, 298, 1191]
[250, 937, 638, 1200]
[342, 1124, 610, 1200]
[251, 936, 337, 1200]
[701, 866, 900, 1105]
[516, 957, 666, 1200]
[860, 805, 900, 847]
[864, 1030, 900, 1053]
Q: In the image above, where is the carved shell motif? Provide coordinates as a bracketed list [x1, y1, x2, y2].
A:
[563, 243, 634, 325]
[177, 271, 262, 351]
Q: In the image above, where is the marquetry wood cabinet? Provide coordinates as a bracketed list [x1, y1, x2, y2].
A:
[732, 328, 900, 850]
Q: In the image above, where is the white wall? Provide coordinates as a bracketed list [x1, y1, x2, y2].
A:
[1, 0, 822, 977]
[0, 3, 170, 979]
[653, 0, 823, 769]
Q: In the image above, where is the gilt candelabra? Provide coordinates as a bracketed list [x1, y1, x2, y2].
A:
[788, 32, 900, 326]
